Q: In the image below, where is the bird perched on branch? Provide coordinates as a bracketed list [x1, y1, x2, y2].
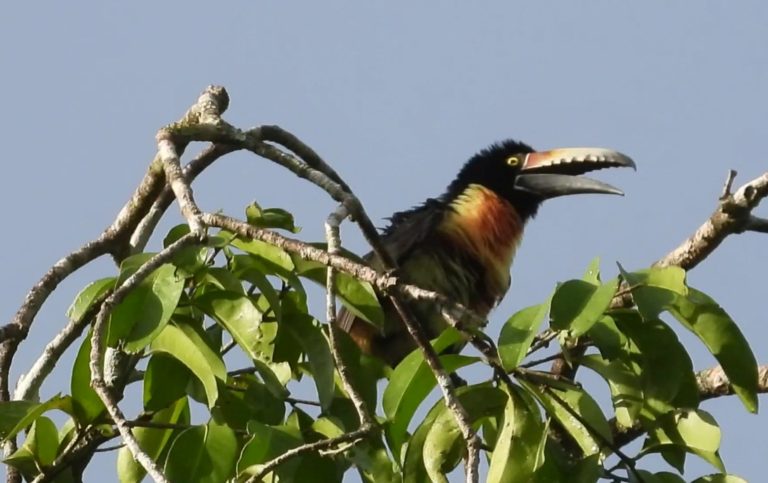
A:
[337, 140, 635, 366]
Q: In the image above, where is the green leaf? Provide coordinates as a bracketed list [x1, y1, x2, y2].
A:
[164, 224, 208, 275]
[691, 475, 748, 483]
[195, 290, 266, 361]
[199, 267, 246, 294]
[3, 444, 38, 481]
[283, 314, 335, 410]
[230, 253, 306, 302]
[143, 353, 191, 411]
[487, 385, 546, 483]
[531, 441, 571, 482]
[235, 266, 282, 324]
[217, 376, 285, 429]
[619, 265, 687, 319]
[647, 472, 687, 483]
[571, 453, 602, 483]
[164, 421, 238, 483]
[550, 278, 619, 336]
[237, 421, 303, 480]
[579, 354, 643, 428]
[116, 253, 156, 284]
[403, 385, 506, 483]
[0, 395, 72, 442]
[291, 251, 385, 327]
[150, 323, 227, 408]
[520, 381, 611, 456]
[350, 439, 401, 483]
[230, 237, 295, 273]
[246, 202, 301, 233]
[667, 288, 758, 413]
[613, 312, 699, 414]
[587, 316, 628, 360]
[117, 397, 189, 483]
[293, 452, 344, 483]
[107, 263, 185, 352]
[621, 264, 687, 294]
[422, 407, 465, 483]
[498, 302, 550, 370]
[66, 278, 114, 322]
[0, 401, 37, 440]
[643, 409, 725, 472]
[383, 329, 478, 459]
[250, 359, 291, 400]
[71, 331, 105, 423]
[25, 416, 59, 467]
[582, 257, 602, 284]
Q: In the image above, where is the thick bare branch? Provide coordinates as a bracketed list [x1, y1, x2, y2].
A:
[656, 170, 768, 269]
[697, 364, 768, 401]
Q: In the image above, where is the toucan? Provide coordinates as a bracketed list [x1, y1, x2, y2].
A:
[337, 140, 635, 366]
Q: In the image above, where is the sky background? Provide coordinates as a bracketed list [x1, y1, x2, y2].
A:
[1, 2, 767, 481]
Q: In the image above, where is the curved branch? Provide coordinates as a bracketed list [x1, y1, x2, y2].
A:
[130, 143, 238, 253]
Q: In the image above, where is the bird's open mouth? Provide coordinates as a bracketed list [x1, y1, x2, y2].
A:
[514, 147, 636, 198]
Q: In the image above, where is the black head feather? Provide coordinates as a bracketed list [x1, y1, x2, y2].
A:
[445, 140, 533, 198]
[444, 139, 541, 217]
[381, 139, 542, 240]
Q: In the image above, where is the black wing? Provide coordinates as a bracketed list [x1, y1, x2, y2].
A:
[336, 197, 447, 332]
[379, 197, 448, 265]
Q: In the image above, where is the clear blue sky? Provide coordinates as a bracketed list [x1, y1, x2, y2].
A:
[2, 2, 766, 481]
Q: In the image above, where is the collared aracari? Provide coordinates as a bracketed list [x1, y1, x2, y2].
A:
[337, 140, 635, 366]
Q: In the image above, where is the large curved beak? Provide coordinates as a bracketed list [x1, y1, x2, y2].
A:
[513, 148, 636, 198]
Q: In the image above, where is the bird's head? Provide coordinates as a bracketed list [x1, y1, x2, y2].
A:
[446, 139, 636, 218]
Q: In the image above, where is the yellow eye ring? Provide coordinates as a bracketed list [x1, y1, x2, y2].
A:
[506, 156, 520, 167]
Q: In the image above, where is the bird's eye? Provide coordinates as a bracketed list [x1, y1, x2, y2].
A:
[506, 156, 520, 167]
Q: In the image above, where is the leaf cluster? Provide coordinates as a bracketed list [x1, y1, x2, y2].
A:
[0, 204, 758, 483]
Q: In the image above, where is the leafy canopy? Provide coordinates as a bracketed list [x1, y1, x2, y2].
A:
[0, 203, 757, 483]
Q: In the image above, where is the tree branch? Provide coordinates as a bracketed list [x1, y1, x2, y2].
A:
[656, 170, 768, 270]
[324, 205, 376, 426]
[202, 212, 483, 481]
[249, 127, 485, 478]
[697, 363, 768, 401]
[14, 290, 111, 402]
[89, 234, 201, 483]
[245, 425, 375, 483]
[130, 143, 237, 253]
[551, 169, 768, 382]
